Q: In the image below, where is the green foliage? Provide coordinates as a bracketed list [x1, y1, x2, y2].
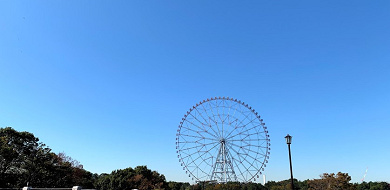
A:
[183, 181, 266, 190]
[167, 181, 191, 190]
[356, 181, 390, 190]
[307, 172, 353, 190]
[0, 127, 93, 188]
[95, 166, 167, 190]
[181, 179, 390, 190]
[0, 127, 51, 187]
[265, 179, 304, 190]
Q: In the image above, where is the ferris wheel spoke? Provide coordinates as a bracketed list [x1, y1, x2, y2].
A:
[231, 150, 265, 173]
[183, 142, 220, 168]
[231, 156, 250, 182]
[234, 117, 260, 133]
[239, 135, 267, 144]
[179, 140, 205, 145]
[223, 117, 239, 139]
[241, 139, 268, 147]
[180, 133, 219, 142]
[199, 102, 223, 139]
[180, 125, 216, 140]
[231, 101, 240, 118]
[232, 151, 258, 174]
[179, 130, 211, 144]
[229, 137, 266, 142]
[229, 143, 263, 157]
[219, 100, 230, 135]
[225, 103, 239, 129]
[184, 119, 219, 139]
[225, 143, 255, 181]
[226, 145, 247, 181]
[188, 165, 208, 180]
[231, 133, 266, 143]
[236, 117, 262, 134]
[226, 124, 263, 140]
[225, 101, 233, 123]
[179, 141, 219, 152]
[199, 103, 218, 124]
[188, 155, 214, 174]
[223, 113, 256, 140]
[192, 106, 212, 126]
[186, 165, 207, 180]
[239, 142, 267, 156]
[187, 113, 208, 129]
[180, 141, 220, 160]
[221, 109, 229, 126]
[181, 149, 210, 162]
[217, 113, 227, 138]
[188, 112, 215, 133]
[193, 108, 212, 126]
[179, 133, 218, 145]
[205, 101, 223, 138]
[239, 144, 267, 156]
[196, 154, 214, 169]
[193, 106, 221, 139]
[234, 109, 253, 126]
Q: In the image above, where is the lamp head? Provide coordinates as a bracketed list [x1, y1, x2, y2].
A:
[285, 134, 292, 144]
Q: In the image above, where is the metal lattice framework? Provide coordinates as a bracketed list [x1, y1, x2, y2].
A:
[175, 97, 271, 183]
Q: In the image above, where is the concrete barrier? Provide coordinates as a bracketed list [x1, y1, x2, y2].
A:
[20, 187, 95, 190]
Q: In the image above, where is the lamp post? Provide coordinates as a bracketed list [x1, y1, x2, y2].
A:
[285, 134, 294, 190]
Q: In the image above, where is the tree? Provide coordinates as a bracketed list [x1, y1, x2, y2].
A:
[265, 179, 301, 190]
[56, 152, 96, 188]
[0, 127, 49, 187]
[355, 181, 390, 190]
[168, 181, 191, 190]
[242, 182, 267, 190]
[368, 182, 390, 190]
[307, 172, 354, 190]
[95, 173, 111, 190]
[95, 166, 168, 190]
[0, 127, 94, 188]
[131, 166, 167, 189]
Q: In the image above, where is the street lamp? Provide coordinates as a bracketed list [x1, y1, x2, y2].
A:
[285, 134, 294, 190]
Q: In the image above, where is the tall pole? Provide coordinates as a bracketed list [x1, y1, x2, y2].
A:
[288, 143, 294, 190]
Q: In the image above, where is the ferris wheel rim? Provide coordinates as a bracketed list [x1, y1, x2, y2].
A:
[176, 97, 271, 183]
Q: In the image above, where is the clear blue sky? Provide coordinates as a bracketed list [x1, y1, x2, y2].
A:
[1, 0, 389, 184]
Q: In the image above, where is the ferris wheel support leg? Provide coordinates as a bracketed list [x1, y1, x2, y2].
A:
[211, 143, 223, 181]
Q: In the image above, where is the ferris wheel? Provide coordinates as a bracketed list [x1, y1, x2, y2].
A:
[175, 97, 271, 183]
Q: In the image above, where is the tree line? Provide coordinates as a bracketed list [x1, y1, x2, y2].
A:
[0, 127, 96, 188]
[1, 127, 389, 190]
